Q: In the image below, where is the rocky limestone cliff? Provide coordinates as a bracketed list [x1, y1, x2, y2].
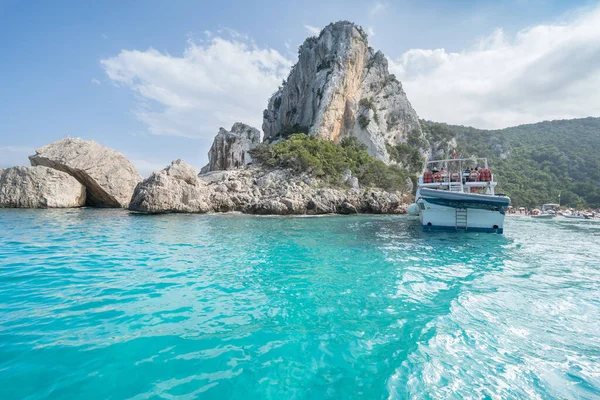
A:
[0, 166, 86, 208]
[200, 123, 261, 174]
[29, 138, 142, 208]
[262, 21, 422, 162]
[130, 160, 408, 215]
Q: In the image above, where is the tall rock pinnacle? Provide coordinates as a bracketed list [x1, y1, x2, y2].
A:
[262, 21, 422, 162]
[200, 123, 261, 174]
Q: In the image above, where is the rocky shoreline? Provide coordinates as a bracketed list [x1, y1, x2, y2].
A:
[1, 138, 141, 210]
[131, 160, 408, 215]
[0, 139, 409, 215]
[1, 22, 429, 215]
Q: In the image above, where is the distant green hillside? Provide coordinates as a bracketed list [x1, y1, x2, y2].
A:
[421, 118, 600, 208]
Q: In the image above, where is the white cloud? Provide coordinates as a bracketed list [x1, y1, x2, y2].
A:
[91, 78, 101, 85]
[369, 2, 387, 16]
[101, 35, 292, 139]
[367, 27, 375, 37]
[304, 25, 321, 36]
[389, 7, 600, 129]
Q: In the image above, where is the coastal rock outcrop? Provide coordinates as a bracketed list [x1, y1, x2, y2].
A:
[262, 21, 422, 162]
[130, 160, 408, 215]
[29, 138, 142, 208]
[202, 168, 408, 214]
[129, 159, 211, 213]
[200, 123, 261, 173]
[0, 166, 86, 208]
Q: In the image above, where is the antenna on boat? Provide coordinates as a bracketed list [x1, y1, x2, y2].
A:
[558, 191, 561, 206]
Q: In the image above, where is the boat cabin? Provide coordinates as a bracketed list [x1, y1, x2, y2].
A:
[418, 157, 497, 195]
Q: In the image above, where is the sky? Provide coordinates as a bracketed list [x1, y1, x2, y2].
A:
[1, 0, 599, 176]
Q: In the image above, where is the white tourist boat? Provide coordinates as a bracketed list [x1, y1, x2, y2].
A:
[562, 213, 591, 220]
[531, 208, 555, 219]
[408, 157, 510, 233]
[532, 213, 555, 220]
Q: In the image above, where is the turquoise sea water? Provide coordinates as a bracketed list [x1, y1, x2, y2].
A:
[0, 210, 599, 399]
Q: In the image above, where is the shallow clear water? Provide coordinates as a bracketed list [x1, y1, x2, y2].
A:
[0, 210, 599, 399]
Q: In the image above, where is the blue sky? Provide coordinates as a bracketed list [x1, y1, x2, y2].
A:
[1, 0, 599, 176]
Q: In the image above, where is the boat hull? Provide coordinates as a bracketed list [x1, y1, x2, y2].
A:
[562, 215, 587, 220]
[416, 189, 508, 233]
[418, 204, 506, 233]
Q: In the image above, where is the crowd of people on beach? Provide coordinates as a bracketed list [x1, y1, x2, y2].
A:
[507, 206, 598, 218]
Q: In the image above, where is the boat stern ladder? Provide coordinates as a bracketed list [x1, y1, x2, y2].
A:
[449, 182, 463, 192]
[455, 208, 468, 230]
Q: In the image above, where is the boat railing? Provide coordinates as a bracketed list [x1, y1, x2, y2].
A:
[423, 158, 494, 180]
[425, 157, 489, 169]
[420, 157, 495, 195]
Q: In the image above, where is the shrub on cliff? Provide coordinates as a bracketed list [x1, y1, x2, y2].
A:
[249, 134, 408, 191]
[358, 97, 379, 126]
[358, 115, 370, 129]
[387, 130, 425, 174]
[387, 143, 424, 173]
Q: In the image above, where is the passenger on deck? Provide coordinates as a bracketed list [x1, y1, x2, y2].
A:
[451, 171, 460, 182]
[432, 167, 442, 183]
[469, 168, 479, 182]
[440, 167, 448, 182]
[462, 168, 471, 183]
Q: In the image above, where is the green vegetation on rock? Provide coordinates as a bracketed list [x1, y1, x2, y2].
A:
[358, 115, 370, 129]
[421, 120, 455, 143]
[386, 130, 426, 174]
[264, 123, 311, 142]
[249, 134, 408, 192]
[358, 97, 379, 128]
[424, 118, 600, 208]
